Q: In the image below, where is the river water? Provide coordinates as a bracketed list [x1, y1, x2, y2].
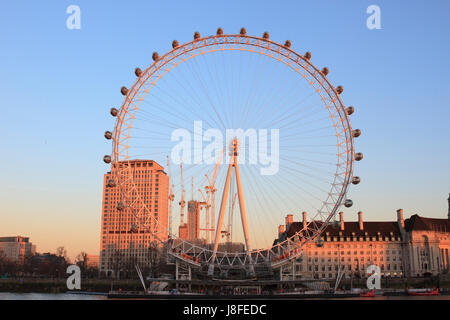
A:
[0, 292, 107, 300]
[1, 292, 450, 300]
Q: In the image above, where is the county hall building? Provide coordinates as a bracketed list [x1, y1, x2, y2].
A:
[275, 195, 450, 279]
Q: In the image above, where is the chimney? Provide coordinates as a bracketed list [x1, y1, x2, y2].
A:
[278, 225, 285, 237]
[339, 212, 344, 231]
[302, 211, 307, 229]
[285, 214, 293, 231]
[358, 211, 364, 230]
[397, 208, 405, 228]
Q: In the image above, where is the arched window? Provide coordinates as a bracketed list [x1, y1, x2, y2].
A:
[420, 235, 431, 271]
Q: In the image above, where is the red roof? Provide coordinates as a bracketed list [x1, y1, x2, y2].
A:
[285, 221, 401, 239]
[404, 214, 450, 232]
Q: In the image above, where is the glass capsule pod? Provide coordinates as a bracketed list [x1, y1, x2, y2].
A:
[110, 108, 118, 117]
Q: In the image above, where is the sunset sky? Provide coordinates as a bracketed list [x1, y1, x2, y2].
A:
[1, 0, 449, 260]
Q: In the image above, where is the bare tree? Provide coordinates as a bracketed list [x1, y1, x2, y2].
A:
[56, 246, 68, 259]
[76, 251, 88, 274]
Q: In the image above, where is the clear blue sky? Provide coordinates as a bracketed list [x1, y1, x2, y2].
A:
[0, 0, 449, 259]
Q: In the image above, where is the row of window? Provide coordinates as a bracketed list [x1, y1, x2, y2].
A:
[296, 263, 403, 272]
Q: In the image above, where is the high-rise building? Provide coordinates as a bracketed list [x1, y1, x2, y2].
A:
[178, 200, 201, 241]
[99, 160, 169, 277]
[0, 236, 36, 264]
[187, 200, 200, 240]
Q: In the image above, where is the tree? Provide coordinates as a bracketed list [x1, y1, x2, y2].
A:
[76, 251, 88, 274]
[0, 251, 19, 277]
[53, 247, 69, 278]
[56, 246, 68, 259]
[144, 241, 161, 278]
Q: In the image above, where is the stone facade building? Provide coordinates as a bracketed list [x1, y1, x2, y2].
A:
[275, 198, 450, 280]
[0, 236, 36, 264]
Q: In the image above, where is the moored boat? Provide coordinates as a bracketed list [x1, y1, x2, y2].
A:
[407, 288, 439, 296]
[360, 289, 375, 297]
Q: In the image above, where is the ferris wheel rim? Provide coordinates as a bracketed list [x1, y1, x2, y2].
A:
[108, 31, 356, 267]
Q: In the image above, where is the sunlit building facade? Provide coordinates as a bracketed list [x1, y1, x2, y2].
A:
[99, 160, 169, 277]
[187, 200, 200, 241]
[275, 200, 450, 280]
[0, 236, 36, 264]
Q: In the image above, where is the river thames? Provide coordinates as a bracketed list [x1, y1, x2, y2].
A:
[1, 292, 450, 300]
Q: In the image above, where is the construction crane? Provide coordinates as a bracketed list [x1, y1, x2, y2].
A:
[198, 188, 212, 242]
[205, 147, 224, 243]
[179, 159, 186, 228]
[167, 156, 175, 238]
[191, 176, 194, 201]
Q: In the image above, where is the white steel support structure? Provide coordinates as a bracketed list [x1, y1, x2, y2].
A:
[175, 259, 192, 291]
[208, 139, 254, 277]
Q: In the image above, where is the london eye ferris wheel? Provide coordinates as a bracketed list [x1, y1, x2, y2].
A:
[103, 28, 362, 277]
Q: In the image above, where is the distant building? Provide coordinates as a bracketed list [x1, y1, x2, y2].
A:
[274, 197, 450, 279]
[0, 236, 36, 264]
[100, 160, 169, 277]
[179, 224, 188, 240]
[178, 200, 201, 241]
[86, 254, 99, 268]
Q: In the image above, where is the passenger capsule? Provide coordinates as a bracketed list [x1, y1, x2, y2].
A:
[355, 152, 364, 161]
[304, 52, 311, 60]
[352, 176, 361, 185]
[130, 223, 139, 233]
[321, 67, 329, 76]
[346, 106, 355, 115]
[315, 238, 324, 247]
[344, 199, 353, 208]
[120, 86, 128, 96]
[352, 129, 361, 138]
[110, 108, 118, 117]
[194, 32, 201, 40]
[336, 86, 344, 94]
[332, 220, 341, 229]
[216, 27, 223, 35]
[107, 179, 116, 188]
[103, 155, 111, 164]
[262, 32, 269, 39]
[284, 40, 291, 48]
[240, 27, 247, 35]
[116, 202, 126, 211]
[152, 52, 160, 61]
[134, 68, 143, 77]
[104, 131, 113, 140]
[172, 40, 179, 48]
